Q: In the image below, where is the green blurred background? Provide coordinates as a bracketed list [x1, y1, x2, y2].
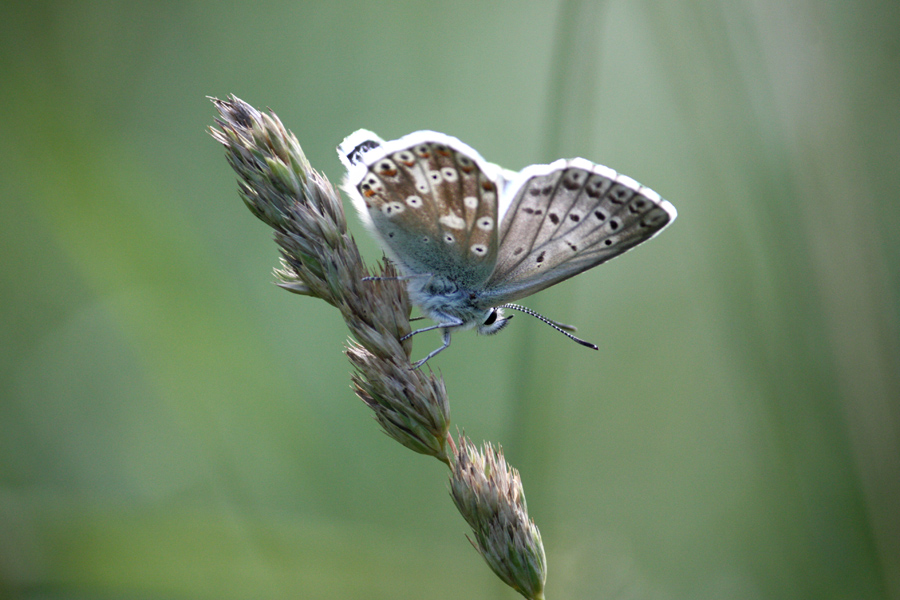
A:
[2, 1, 898, 599]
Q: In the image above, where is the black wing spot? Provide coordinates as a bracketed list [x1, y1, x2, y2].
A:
[594, 210, 606, 221]
[604, 239, 613, 246]
[513, 247, 524, 255]
[569, 214, 580, 222]
[523, 207, 535, 215]
[610, 219, 620, 231]
[536, 251, 546, 264]
[549, 213, 559, 224]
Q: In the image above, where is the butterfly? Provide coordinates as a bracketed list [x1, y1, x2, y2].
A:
[338, 130, 676, 368]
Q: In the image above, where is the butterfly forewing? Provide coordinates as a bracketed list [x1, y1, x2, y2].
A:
[493, 160, 588, 275]
[482, 160, 675, 303]
[352, 135, 500, 287]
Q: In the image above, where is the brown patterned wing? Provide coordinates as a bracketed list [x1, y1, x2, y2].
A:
[351, 132, 502, 288]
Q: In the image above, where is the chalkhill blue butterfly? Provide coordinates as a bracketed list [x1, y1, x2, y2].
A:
[339, 130, 676, 367]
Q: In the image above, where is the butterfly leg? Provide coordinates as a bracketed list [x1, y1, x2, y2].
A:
[402, 313, 463, 369]
[400, 322, 442, 341]
[362, 273, 429, 282]
[400, 314, 464, 342]
[410, 328, 453, 369]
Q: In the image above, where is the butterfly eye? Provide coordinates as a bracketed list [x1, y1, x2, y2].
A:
[476, 309, 511, 336]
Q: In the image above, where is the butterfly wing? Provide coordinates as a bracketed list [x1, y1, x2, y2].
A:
[480, 158, 676, 304]
[340, 131, 504, 288]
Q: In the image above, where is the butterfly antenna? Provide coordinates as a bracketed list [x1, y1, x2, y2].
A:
[362, 273, 432, 282]
[499, 304, 598, 350]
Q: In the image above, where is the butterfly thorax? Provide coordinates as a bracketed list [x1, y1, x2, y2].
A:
[406, 275, 496, 332]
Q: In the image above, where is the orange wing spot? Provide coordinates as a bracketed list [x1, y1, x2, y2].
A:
[401, 160, 415, 167]
[381, 168, 398, 176]
[364, 189, 377, 197]
[460, 165, 474, 173]
[481, 181, 495, 191]
[437, 148, 451, 156]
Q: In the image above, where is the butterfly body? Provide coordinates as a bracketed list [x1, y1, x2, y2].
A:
[406, 276, 493, 331]
[339, 130, 676, 366]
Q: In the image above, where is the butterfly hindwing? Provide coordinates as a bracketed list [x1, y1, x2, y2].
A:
[348, 132, 501, 288]
[482, 159, 676, 303]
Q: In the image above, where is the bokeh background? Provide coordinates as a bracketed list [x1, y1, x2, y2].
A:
[2, 2, 898, 599]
